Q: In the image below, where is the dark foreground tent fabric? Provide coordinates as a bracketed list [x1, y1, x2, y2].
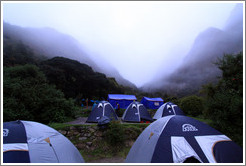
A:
[86, 101, 118, 123]
[3, 120, 84, 163]
[122, 102, 153, 122]
[140, 97, 164, 109]
[125, 115, 243, 163]
[108, 94, 137, 109]
[153, 102, 184, 119]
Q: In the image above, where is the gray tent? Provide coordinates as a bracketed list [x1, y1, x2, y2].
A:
[122, 102, 153, 122]
[3, 120, 84, 163]
[125, 115, 242, 163]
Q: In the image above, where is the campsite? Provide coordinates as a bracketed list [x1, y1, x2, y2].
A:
[2, 33, 243, 163]
[2, 2, 244, 164]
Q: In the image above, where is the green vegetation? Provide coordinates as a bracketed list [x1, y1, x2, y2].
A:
[179, 95, 204, 117]
[3, 64, 77, 124]
[201, 52, 243, 146]
[105, 121, 125, 149]
[39, 57, 124, 100]
[49, 122, 149, 162]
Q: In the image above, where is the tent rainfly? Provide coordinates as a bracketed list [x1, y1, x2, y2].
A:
[125, 115, 243, 163]
[140, 97, 164, 109]
[108, 94, 137, 109]
[3, 120, 84, 163]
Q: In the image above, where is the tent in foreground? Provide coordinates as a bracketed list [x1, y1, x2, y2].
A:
[3, 120, 84, 163]
[122, 101, 153, 122]
[86, 101, 118, 123]
[140, 97, 164, 109]
[125, 115, 242, 163]
[108, 94, 137, 109]
[153, 102, 184, 120]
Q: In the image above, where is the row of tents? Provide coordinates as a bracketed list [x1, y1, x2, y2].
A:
[86, 101, 184, 124]
[3, 95, 243, 163]
[108, 94, 164, 109]
[3, 116, 243, 163]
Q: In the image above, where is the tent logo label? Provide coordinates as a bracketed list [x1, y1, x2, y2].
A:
[3, 129, 9, 136]
[182, 124, 198, 132]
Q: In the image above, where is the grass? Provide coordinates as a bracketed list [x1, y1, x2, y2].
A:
[48, 122, 97, 130]
[79, 139, 130, 162]
[75, 107, 91, 117]
[190, 116, 213, 125]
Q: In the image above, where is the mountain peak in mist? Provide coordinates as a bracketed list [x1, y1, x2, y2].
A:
[141, 4, 243, 96]
[3, 21, 137, 89]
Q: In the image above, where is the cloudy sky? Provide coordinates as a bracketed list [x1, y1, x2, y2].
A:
[2, 1, 239, 87]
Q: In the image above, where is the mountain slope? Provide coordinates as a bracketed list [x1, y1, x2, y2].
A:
[141, 4, 243, 96]
[3, 36, 125, 99]
[3, 22, 137, 89]
[39, 57, 124, 99]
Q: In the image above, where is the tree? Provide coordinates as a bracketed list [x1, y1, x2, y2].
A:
[3, 64, 77, 124]
[179, 95, 204, 117]
[202, 52, 243, 146]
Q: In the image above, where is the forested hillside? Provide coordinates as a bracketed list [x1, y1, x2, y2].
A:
[3, 33, 126, 123]
[39, 57, 124, 100]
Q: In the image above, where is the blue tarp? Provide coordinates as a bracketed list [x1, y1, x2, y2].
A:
[108, 94, 137, 109]
[140, 97, 164, 109]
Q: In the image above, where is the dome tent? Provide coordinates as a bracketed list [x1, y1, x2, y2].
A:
[122, 101, 153, 122]
[86, 101, 118, 123]
[125, 115, 242, 163]
[153, 102, 184, 119]
[3, 120, 84, 163]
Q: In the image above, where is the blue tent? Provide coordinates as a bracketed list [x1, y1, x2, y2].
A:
[153, 102, 184, 120]
[140, 97, 164, 109]
[122, 102, 153, 122]
[86, 101, 118, 123]
[3, 120, 84, 163]
[108, 94, 137, 109]
[125, 115, 243, 163]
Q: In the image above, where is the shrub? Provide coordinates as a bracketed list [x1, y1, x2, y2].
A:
[202, 52, 243, 146]
[179, 95, 204, 117]
[105, 121, 125, 148]
[3, 64, 77, 124]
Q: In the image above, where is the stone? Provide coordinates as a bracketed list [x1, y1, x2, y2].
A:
[79, 137, 87, 141]
[86, 142, 92, 146]
[76, 143, 85, 149]
[89, 128, 95, 133]
[96, 131, 103, 137]
[59, 130, 67, 136]
[70, 126, 76, 130]
[73, 131, 79, 135]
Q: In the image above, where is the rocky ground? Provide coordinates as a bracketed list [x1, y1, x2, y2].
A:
[63, 117, 135, 163]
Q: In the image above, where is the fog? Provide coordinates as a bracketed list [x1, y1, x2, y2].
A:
[2, 2, 241, 87]
[141, 4, 243, 95]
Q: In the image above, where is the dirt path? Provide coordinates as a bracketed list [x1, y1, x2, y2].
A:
[66, 117, 90, 125]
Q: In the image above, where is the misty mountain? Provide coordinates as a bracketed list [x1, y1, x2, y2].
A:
[3, 36, 125, 99]
[141, 4, 243, 96]
[3, 22, 137, 89]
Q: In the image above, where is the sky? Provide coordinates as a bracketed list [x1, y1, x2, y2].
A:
[2, 1, 239, 87]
